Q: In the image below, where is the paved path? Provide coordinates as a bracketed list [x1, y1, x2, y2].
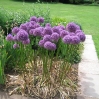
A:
[78, 35, 99, 99]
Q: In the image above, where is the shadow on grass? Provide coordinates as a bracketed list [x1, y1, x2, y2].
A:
[10, 0, 60, 4]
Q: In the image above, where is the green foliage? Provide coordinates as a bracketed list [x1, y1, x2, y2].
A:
[51, 17, 68, 26]
[29, 4, 51, 24]
[0, 28, 7, 84]
[69, 0, 84, 4]
[0, 5, 51, 35]
[51, 17, 82, 64]
[3, 5, 51, 72]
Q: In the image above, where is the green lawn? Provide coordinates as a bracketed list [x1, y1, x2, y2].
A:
[0, 0, 99, 58]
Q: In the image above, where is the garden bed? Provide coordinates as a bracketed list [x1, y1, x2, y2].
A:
[0, 15, 86, 99]
[0, 64, 78, 99]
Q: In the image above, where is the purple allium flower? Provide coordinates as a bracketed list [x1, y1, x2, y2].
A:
[30, 16, 37, 22]
[33, 27, 42, 36]
[28, 23, 36, 30]
[38, 17, 44, 23]
[39, 26, 44, 31]
[37, 27, 44, 36]
[22, 39, 30, 45]
[43, 27, 52, 35]
[69, 32, 76, 36]
[29, 29, 34, 35]
[71, 36, 80, 44]
[45, 23, 51, 27]
[62, 35, 72, 44]
[43, 35, 51, 42]
[30, 21, 36, 25]
[20, 23, 28, 31]
[38, 40, 45, 47]
[52, 26, 60, 34]
[57, 25, 65, 30]
[13, 43, 19, 49]
[76, 32, 86, 42]
[75, 30, 82, 34]
[6, 34, 13, 41]
[51, 32, 60, 42]
[25, 22, 30, 26]
[13, 35, 17, 41]
[60, 30, 69, 38]
[66, 22, 80, 33]
[12, 27, 19, 34]
[17, 29, 29, 41]
[44, 41, 56, 50]
[35, 23, 40, 28]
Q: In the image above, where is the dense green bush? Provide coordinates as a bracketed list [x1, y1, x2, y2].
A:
[51, 17, 68, 26]
[0, 5, 51, 35]
[0, 28, 7, 84]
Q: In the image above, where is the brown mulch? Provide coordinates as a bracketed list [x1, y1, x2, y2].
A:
[0, 63, 79, 99]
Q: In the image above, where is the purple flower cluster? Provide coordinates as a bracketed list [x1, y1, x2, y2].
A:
[13, 43, 19, 49]
[44, 41, 56, 51]
[6, 16, 45, 49]
[61, 22, 86, 44]
[17, 29, 29, 41]
[66, 22, 80, 33]
[6, 16, 86, 50]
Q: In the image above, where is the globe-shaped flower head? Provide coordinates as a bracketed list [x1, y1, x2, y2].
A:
[60, 30, 69, 38]
[22, 39, 30, 45]
[43, 27, 53, 35]
[44, 41, 56, 50]
[76, 32, 86, 42]
[33, 27, 42, 37]
[45, 23, 51, 27]
[52, 26, 60, 34]
[71, 36, 80, 44]
[20, 23, 28, 31]
[62, 35, 72, 44]
[12, 27, 19, 34]
[6, 34, 13, 41]
[38, 17, 44, 23]
[17, 29, 29, 41]
[51, 32, 60, 42]
[38, 40, 45, 47]
[13, 43, 19, 49]
[30, 16, 37, 22]
[66, 22, 80, 33]
[43, 35, 51, 42]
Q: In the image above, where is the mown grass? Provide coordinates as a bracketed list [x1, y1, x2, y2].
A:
[0, 0, 99, 58]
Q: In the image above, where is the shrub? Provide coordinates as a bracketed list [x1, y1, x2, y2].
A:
[0, 27, 7, 84]
[0, 5, 51, 35]
[51, 17, 68, 26]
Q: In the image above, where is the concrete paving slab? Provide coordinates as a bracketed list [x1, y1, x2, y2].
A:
[84, 43, 97, 52]
[81, 51, 98, 61]
[79, 73, 99, 98]
[84, 38, 94, 44]
[85, 35, 92, 39]
[79, 62, 99, 74]
[78, 35, 99, 99]
[77, 95, 99, 99]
